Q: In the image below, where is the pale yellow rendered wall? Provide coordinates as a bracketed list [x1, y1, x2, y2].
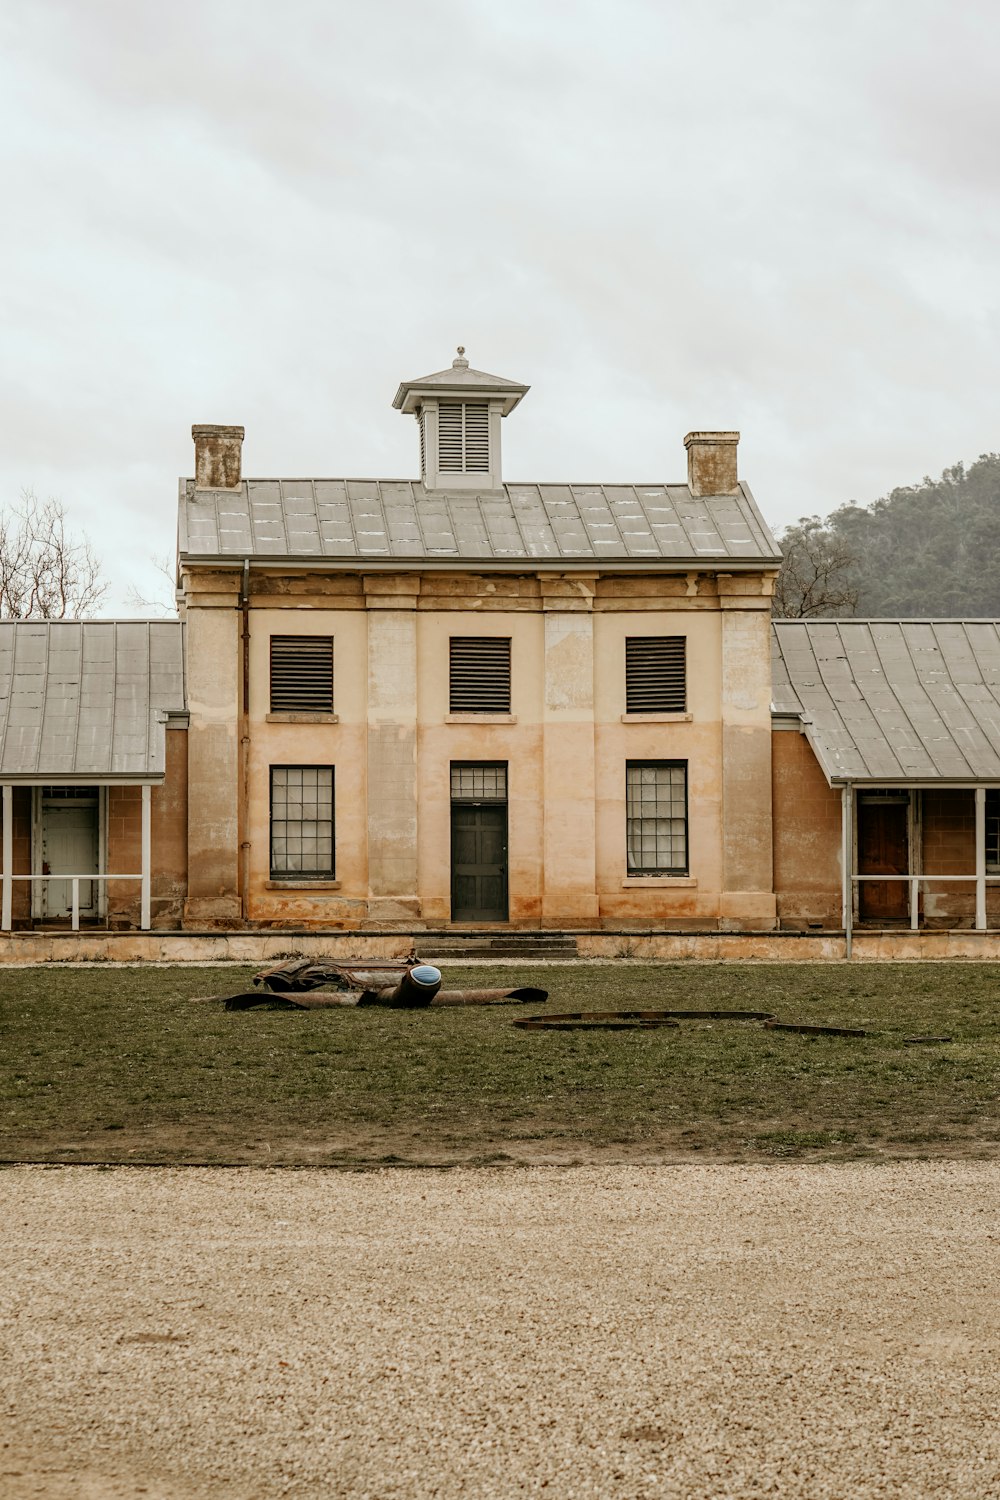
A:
[191, 565, 777, 930]
[718, 577, 777, 928]
[365, 576, 420, 922]
[245, 605, 367, 927]
[541, 587, 599, 923]
[416, 610, 544, 925]
[595, 609, 723, 926]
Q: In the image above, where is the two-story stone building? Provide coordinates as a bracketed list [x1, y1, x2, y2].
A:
[179, 351, 781, 932]
[6, 350, 1000, 949]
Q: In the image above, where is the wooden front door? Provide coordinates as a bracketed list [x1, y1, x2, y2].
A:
[859, 800, 909, 921]
[451, 804, 508, 922]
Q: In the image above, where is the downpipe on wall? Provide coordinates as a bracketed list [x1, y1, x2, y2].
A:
[240, 557, 251, 924]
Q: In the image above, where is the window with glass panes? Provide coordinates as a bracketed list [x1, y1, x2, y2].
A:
[270, 766, 334, 879]
[450, 763, 507, 801]
[626, 761, 688, 875]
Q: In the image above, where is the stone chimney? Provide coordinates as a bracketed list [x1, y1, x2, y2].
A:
[192, 424, 245, 490]
[684, 431, 740, 497]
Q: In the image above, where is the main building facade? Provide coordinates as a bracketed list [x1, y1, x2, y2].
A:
[181, 352, 781, 932]
[4, 352, 1000, 943]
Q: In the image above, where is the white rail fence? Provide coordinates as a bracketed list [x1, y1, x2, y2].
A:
[1, 782, 151, 932]
[3, 873, 149, 931]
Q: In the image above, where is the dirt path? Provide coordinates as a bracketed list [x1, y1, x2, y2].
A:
[2, 1163, 999, 1499]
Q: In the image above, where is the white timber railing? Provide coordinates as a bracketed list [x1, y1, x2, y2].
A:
[841, 784, 994, 958]
[0, 782, 151, 931]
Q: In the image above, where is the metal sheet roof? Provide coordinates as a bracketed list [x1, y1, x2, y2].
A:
[0, 621, 186, 782]
[179, 478, 782, 567]
[772, 619, 1000, 784]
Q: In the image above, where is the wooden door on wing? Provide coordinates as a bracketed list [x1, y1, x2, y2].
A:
[858, 799, 909, 921]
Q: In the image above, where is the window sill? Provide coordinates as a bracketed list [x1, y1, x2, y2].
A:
[622, 876, 697, 888]
[620, 713, 692, 723]
[266, 712, 338, 724]
[445, 713, 517, 724]
[265, 879, 340, 890]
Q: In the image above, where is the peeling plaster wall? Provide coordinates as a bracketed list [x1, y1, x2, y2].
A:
[594, 608, 723, 926]
[542, 604, 599, 924]
[416, 609, 545, 926]
[245, 606, 368, 929]
[180, 565, 780, 932]
[366, 583, 419, 923]
[718, 585, 776, 929]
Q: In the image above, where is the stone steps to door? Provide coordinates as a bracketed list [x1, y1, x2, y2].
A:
[421, 933, 580, 960]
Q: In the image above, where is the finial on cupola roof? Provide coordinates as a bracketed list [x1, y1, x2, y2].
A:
[453, 346, 469, 369]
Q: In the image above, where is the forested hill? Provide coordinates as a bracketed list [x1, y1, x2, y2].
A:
[774, 453, 1000, 618]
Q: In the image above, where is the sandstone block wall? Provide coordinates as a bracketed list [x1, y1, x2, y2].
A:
[771, 729, 842, 928]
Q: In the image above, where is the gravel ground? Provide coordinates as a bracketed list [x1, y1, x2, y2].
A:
[1, 1163, 998, 1500]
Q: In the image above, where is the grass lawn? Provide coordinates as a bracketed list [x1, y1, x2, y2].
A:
[1, 962, 998, 1165]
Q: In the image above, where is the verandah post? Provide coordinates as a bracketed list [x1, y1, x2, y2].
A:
[975, 786, 986, 931]
[141, 783, 151, 931]
[1, 784, 11, 931]
[841, 783, 853, 961]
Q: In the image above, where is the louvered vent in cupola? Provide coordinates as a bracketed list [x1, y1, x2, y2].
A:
[438, 403, 490, 475]
[625, 637, 686, 713]
[463, 404, 489, 471]
[450, 637, 511, 713]
[270, 636, 334, 713]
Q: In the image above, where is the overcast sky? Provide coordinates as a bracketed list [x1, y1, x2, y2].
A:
[2, 0, 999, 611]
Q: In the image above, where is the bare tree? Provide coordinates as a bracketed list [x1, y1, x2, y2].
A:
[772, 516, 860, 619]
[126, 553, 179, 616]
[0, 489, 108, 620]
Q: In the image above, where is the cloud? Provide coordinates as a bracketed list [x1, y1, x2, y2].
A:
[1, 0, 999, 608]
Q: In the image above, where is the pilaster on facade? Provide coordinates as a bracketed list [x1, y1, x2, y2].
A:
[719, 583, 777, 929]
[365, 578, 420, 923]
[541, 607, 599, 923]
[182, 569, 242, 927]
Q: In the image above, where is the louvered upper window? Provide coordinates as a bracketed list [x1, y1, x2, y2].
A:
[438, 402, 490, 474]
[625, 636, 686, 713]
[449, 637, 511, 713]
[270, 636, 334, 713]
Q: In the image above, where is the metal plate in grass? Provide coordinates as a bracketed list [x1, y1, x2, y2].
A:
[514, 1011, 681, 1031]
[514, 1008, 775, 1032]
[764, 1021, 867, 1038]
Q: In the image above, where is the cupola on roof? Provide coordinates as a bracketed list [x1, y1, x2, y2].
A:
[180, 350, 782, 570]
[394, 348, 528, 492]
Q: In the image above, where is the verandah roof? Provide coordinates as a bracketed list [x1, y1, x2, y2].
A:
[772, 619, 1000, 785]
[0, 620, 186, 782]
